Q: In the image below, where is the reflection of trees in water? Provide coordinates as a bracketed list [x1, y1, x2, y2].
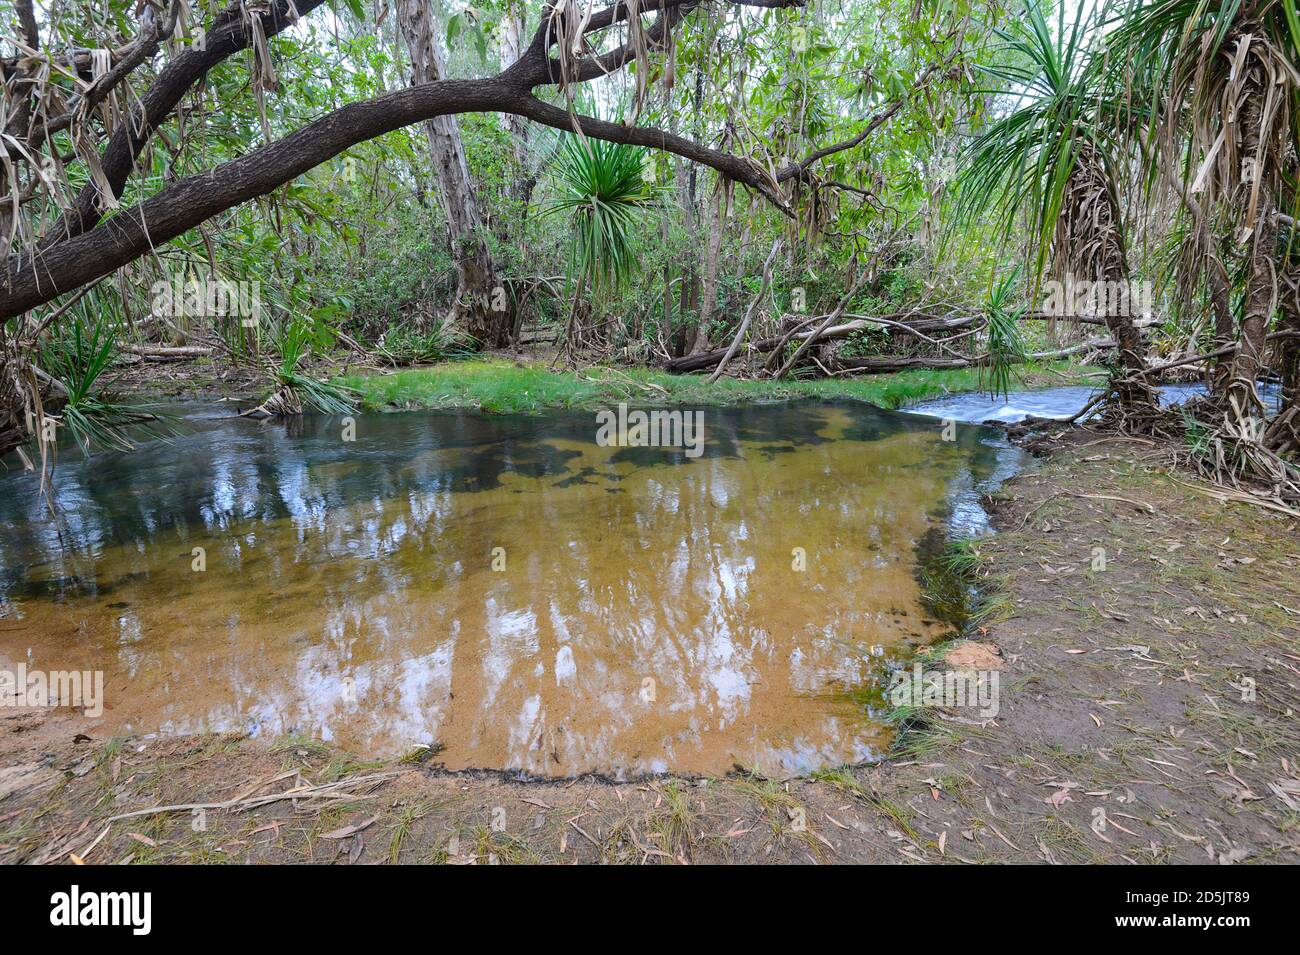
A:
[0, 402, 991, 773]
[0, 404, 829, 588]
[0, 414, 574, 594]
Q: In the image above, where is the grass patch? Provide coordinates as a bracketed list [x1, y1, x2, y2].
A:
[810, 766, 919, 840]
[646, 780, 695, 861]
[339, 359, 1094, 415]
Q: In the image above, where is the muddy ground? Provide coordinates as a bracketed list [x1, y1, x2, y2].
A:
[2, 433, 1298, 864]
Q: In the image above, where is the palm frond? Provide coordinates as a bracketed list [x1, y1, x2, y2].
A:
[954, 0, 1125, 287]
[980, 269, 1028, 399]
[542, 135, 656, 299]
[38, 313, 165, 456]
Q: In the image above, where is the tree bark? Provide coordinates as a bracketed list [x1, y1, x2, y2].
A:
[1227, 82, 1275, 423]
[660, 209, 674, 347]
[1264, 277, 1299, 454]
[1060, 149, 1155, 411]
[500, 4, 536, 229]
[688, 175, 728, 355]
[1153, 139, 1234, 394]
[1207, 254, 1235, 392]
[396, 0, 511, 347]
[1099, 254, 1155, 410]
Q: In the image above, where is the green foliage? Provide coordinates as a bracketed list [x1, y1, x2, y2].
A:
[273, 318, 358, 415]
[954, 0, 1118, 283]
[1181, 407, 1211, 456]
[373, 319, 474, 366]
[543, 136, 656, 300]
[980, 270, 1028, 399]
[13, 0, 1100, 424]
[39, 315, 160, 456]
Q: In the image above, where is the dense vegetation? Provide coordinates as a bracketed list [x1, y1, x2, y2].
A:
[0, 0, 1297, 500]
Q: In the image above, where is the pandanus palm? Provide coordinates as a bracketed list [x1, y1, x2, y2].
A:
[1106, 0, 1300, 440]
[956, 0, 1156, 410]
[544, 135, 655, 357]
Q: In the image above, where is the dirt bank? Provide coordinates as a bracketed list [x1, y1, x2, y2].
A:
[3, 435, 1298, 864]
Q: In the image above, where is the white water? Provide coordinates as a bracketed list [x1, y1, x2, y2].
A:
[906, 381, 1283, 425]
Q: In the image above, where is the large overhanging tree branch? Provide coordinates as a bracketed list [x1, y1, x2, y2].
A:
[0, 0, 934, 321]
[14, 0, 322, 251]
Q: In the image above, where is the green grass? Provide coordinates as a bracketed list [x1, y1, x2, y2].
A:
[339, 359, 1096, 415]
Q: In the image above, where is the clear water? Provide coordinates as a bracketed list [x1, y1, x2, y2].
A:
[0, 402, 1019, 778]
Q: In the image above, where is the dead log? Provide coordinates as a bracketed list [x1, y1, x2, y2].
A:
[827, 356, 974, 373]
[663, 307, 1133, 374]
[773, 273, 872, 378]
[664, 314, 974, 373]
[665, 335, 784, 372]
[666, 317, 915, 372]
[825, 338, 1116, 374]
[120, 343, 213, 359]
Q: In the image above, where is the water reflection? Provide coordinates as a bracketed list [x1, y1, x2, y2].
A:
[0, 402, 1018, 778]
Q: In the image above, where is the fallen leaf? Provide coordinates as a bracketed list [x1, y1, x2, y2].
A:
[319, 815, 379, 840]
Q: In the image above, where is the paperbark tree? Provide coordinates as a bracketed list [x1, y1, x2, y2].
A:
[688, 173, 729, 355]
[396, 0, 511, 347]
[500, 2, 537, 222]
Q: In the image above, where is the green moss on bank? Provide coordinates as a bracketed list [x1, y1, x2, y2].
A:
[339, 359, 1098, 415]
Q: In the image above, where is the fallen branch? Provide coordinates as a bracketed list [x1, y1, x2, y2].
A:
[1166, 475, 1300, 519]
[826, 338, 1115, 374]
[663, 306, 1138, 374]
[104, 771, 401, 824]
[772, 271, 870, 379]
[120, 343, 213, 359]
[709, 239, 780, 383]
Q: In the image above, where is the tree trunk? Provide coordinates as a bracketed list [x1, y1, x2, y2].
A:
[1207, 255, 1235, 393]
[499, 5, 536, 238]
[1226, 83, 1275, 423]
[674, 73, 704, 357]
[1061, 151, 1155, 411]
[0, 346, 29, 458]
[396, 0, 511, 348]
[1264, 277, 1299, 454]
[660, 211, 674, 347]
[1100, 255, 1155, 410]
[688, 176, 728, 355]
